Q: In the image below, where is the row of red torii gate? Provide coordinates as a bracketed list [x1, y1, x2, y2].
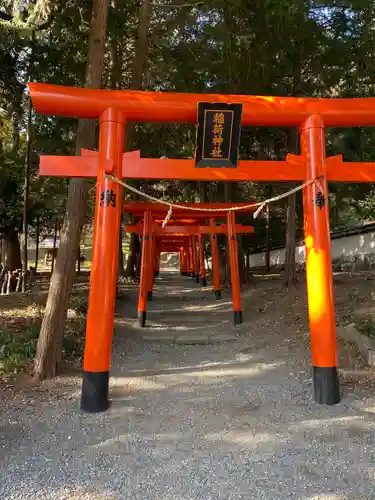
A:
[123, 201, 256, 328]
[28, 81, 375, 413]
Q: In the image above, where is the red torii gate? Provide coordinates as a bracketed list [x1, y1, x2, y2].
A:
[125, 211, 254, 326]
[123, 201, 256, 302]
[29, 82, 375, 413]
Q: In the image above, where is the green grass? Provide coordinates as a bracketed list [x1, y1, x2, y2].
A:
[0, 290, 88, 376]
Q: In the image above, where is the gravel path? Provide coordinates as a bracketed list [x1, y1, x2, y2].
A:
[1, 272, 375, 499]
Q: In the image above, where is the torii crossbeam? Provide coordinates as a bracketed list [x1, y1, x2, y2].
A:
[29, 81, 375, 413]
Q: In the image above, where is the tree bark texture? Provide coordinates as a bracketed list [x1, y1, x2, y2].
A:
[198, 181, 207, 202]
[125, 228, 136, 277]
[3, 230, 22, 270]
[283, 128, 299, 288]
[110, 0, 126, 277]
[265, 205, 270, 273]
[283, 193, 297, 287]
[34, 0, 110, 380]
[283, 51, 301, 287]
[123, 0, 153, 273]
[34, 216, 40, 272]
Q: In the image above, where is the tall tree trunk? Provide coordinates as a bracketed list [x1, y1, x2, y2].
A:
[224, 182, 232, 203]
[34, 0, 110, 380]
[265, 204, 270, 273]
[284, 193, 297, 286]
[198, 181, 207, 202]
[124, 0, 153, 275]
[283, 53, 301, 288]
[283, 128, 299, 287]
[22, 30, 35, 292]
[110, 0, 126, 277]
[130, 0, 152, 91]
[125, 229, 138, 277]
[109, 0, 123, 91]
[34, 216, 40, 273]
[3, 230, 22, 270]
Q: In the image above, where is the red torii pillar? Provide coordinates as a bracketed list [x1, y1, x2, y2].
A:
[138, 210, 153, 326]
[82, 109, 125, 413]
[227, 212, 243, 325]
[300, 116, 339, 405]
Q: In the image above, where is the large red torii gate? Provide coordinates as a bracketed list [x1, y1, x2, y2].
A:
[29, 82, 375, 413]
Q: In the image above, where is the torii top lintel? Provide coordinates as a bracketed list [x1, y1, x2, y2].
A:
[28, 83, 375, 127]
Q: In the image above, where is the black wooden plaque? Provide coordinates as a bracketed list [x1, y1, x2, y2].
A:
[195, 102, 242, 168]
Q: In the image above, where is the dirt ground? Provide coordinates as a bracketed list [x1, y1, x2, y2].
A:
[0, 269, 375, 394]
[1, 270, 375, 499]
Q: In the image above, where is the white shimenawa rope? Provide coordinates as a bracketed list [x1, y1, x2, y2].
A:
[105, 174, 324, 221]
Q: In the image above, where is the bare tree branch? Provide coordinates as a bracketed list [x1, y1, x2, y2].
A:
[155, 1, 203, 8]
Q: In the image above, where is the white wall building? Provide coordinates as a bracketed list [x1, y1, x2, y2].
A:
[250, 224, 375, 270]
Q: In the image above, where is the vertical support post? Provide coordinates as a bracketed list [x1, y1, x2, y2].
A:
[81, 108, 125, 413]
[210, 218, 221, 299]
[300, 114, 340, 406]
[199, 235, 206, 286]
[227, 211, 243, 325]
[138, 210, 152, 327]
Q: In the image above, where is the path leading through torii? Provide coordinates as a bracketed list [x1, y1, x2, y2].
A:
[2, 272, 375, 499]
[128, 269, 245, 344]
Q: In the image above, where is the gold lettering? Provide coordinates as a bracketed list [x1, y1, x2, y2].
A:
[213, 112, 225, 125]
[211, 147, 222, 158]
[213, 124, 224, 136]
[212, 136, 224, 146]
[210, 111, 226, 158]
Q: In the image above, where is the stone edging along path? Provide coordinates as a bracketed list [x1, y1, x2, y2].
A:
[337, 322, 375, 367]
